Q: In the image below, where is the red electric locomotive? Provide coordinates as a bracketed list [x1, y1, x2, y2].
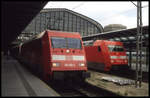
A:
[84, 40, 129, 71]
[19, 30, 90, 82]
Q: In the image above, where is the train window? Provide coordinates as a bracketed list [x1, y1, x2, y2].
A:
[67, 38, 82, 49]
[98, 46, 101, 52]
[51, 37, 82, 49]
[116, 46, 124, 51]
[51, 37, 67, 48]
[108, 45, 124, 52]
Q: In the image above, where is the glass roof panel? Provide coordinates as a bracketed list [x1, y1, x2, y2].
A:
[128, 36, 135, 40]
[145, 34, 148, 37]
[114, 38, 121, 41]
[120, 37, 127, 41]
[109, 39, 115, 41]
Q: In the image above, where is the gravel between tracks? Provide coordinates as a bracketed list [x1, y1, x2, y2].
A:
[86, 70, 149, 96]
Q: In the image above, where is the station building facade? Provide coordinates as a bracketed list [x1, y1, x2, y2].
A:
[22, 8, 104, 37]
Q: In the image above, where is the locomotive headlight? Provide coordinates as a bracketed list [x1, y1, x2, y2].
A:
[124, 60, 127, 63]
[111, 60, 114, 63]
[52, 63, 60, 67]
[79, 63, 85, 67]
[66, 49, 70, 53]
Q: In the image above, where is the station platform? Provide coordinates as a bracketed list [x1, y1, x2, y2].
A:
[1, 55, 60, 96]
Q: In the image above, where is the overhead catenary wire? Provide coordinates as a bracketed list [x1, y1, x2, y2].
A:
[99, 7, 137, 21]
[130, 1, 138, 7]
[99, 1, 147, 27]
[72, 2, 85, 10]
[130, 1, 148, 8]
[142, 5, 148, 8]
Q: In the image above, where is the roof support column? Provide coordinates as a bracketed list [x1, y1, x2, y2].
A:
[129, 48, 132, 69]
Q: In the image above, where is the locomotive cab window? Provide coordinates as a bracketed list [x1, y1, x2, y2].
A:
[67, 38, 82, 49]
[108, 45, 124, 52]
[51, 37, 67, 48]
[51, 37, 82, 49]
[98, 46, 101, 52]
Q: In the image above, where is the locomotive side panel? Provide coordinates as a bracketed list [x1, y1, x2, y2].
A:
[41, 32, 52, 81]
[85, 46, 105, 70]
[21, 39, 42, 67]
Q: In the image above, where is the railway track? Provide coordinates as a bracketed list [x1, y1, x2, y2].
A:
[89, 68, 149, 83]
[48, 81, 87, 97]
[48, 79, 119, 97]
[17, 61, 119, 96]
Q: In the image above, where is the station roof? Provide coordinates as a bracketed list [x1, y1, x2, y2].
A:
[2, 1, 48, 52]
[41, 8, 104, 33]
[82, 26, 149, 51]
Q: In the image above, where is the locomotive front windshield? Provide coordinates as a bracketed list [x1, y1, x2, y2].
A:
[51, 37, 82, 49]
[108, 45, 124, 52]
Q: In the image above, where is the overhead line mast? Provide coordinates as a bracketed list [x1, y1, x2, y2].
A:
[135, 1, 143, 88]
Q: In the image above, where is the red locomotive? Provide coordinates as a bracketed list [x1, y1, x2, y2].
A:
[14, 30, 90, 82]
[84, 40, 129, 71]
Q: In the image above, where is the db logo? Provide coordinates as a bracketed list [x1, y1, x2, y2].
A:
[66, 56, 73, 60]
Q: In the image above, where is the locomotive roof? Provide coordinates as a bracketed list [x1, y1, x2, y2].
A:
[21, 30, 81, 45]
[21, 31, 46, 45]
[95, 40, 122, 43]
[46, 30, 80, 35]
